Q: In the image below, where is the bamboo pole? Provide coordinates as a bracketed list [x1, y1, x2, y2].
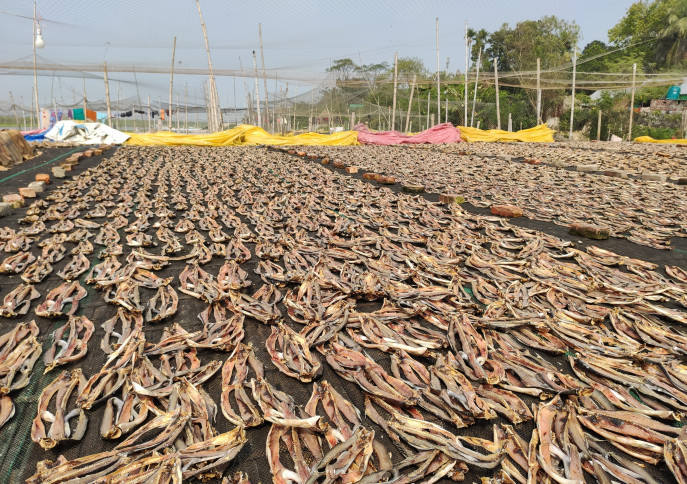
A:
[33, 2, 40, 129]
[259, 23, 269, 130]
[20, 96, 27, 131]
[536, 57, 541, 124]
[147, 94, 151, 132]
[82, 78, 87, 121]
[168, 36, 176, 130]
[195, 0, 222, 131]
[233, 76, 237, 127]
[628, 62, 637, 141]
[252, 50, 261, 128]
[426, 91, 430, 129]
[9, 91, 20, 130]
[436, 18, 440, 116]
[404, 74, 417, 133]
[494, 58, 500, 130]
[116, 81, 121, 130]
[597, 110, 602, 141]
[103, 62, 112, 126]
[569, 46, 577, 139]
[185, 83, 189, 133]
[177, 92, 180, 131]
[464, 20, 468, 126]
[391, 52, 398, 131]
[470, 47, 482, 127]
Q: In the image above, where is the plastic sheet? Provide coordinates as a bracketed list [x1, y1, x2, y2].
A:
[125, 124, 359, 146]
[634, 135, 687, 145]
[44, 121, 130, 145]
[459, 124, 555, 142]
[354, 122, 462, 145]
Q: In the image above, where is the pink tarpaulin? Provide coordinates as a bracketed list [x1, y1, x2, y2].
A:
[21, 128, 44, 136]
[354, 123, 462, 145]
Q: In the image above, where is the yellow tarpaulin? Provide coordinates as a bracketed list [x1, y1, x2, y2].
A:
[459, 124, 554, 143]
[125, 124, 359, 146]
[634, 136, 687, 145]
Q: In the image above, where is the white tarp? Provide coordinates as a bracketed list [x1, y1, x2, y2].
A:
[44, 121, 130, 145]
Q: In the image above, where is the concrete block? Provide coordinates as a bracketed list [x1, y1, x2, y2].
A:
[491, 204, 523, 218]
[641, 173, 667, 182]
[569, 223, 610, 240]
[2, 194, 24, 208]
[576, 164, 598, 172]
[439, 193, 465, 204]
[19, 187, 36, 198]
[27, 181, 44, 193]
[549, 160, 568, 168]
[603, 170, 629, 178]
[0, 203, 12, 217]
[402, 184, 425, 193]
[52, 167, 66, 178]
[497, 155, 512, 162]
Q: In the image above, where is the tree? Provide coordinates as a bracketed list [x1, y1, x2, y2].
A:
[357, 62, 389, 92]
[327, 58, 358, 82]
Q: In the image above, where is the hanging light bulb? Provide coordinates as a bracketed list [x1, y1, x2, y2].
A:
[35, 26, 45, 49]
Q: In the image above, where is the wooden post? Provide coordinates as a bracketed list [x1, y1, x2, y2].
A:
[185, 83, 189, 133]
[494, 58, 501, 130]
[391, 52, 398, 130]
[426, 91, 430, 129]
[536, 57, 541, 124]
[168, 36, 176, 130]
[103, 62, 112, 126]
[628, 62, 637, 141]
[351, 111, 355, 130]
[597, 110, 602, 141]
[436, 18, 440, 116]
[464, 20, 469, 126]
[252, 50, 261, 127]
[470, 47, 482, 127]
[33, 2, 40, 129]
[9, 92, 20, 130]
[259, 23, 269, 129]
[196, 0, 222, 131]
[682, 110, 687, 139]
[404, 74, 417, 133]
[445, 95, 448, 123]
[31, 87, 35, 130]
[508, 112, 512, 132]
[569, 46, 577, 139]
[176, 92, 180, 131]
[147, 95, 151, 132]
[116, 81, 121, 130]
[20, 96, 27, 131]
[232, 76, 237, 128]
[431, 113, 435, 128]
[82, 78, 87, 122]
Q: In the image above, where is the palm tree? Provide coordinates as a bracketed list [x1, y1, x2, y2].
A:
[658, 1, 687, 66]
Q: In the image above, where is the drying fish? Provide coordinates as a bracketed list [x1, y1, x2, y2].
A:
[35, 280, 88, 318]
[0, 251, 36, 274]
[41, 241, 67, 263]
[0, 320, 41, 393]
[221, 343, 264, 427]
[44, 316, 94, 372]
[218, 259, 251, 291]
[56, 252, 91, 280]
[31, 369, 88, 449]
[0, 394, 13, 429]
[21, 257, 53, 283]
[0, 283, 40, 317]
[266, 322, 322, 382]
[5, 234, 33, 253]
[178, 263, 224, 303]
[100, 308, 144, 354]
[145, 284, 179, 322]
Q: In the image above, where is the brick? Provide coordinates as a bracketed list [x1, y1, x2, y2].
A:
[524, 157, 542, 165]
[603, 170, 629, 178]
[0, 203, 12, 217]
[296, 151, 306, 157]
[439, 193, 465, 204]
[677, 177, 687, 185]
[61, 164, 74, 172]
[19, 187, 36, 198]
[569, 222, 610, 240]
[641, 173, 667, 182]
[576, 164, 598, 172]
[345, 166, 359, 174]
[93, 149, 103, 155]
[308, 154, 318, 159]
[378, 176, 396, 185]
[333, 161, 346, 169]
[656, 151, 671, 158]
[83, 150, 94, 157]
[490, 204, 523, 218]
[27, 182, 44, 193]
[287, 150, 296, 155]
[35, 173, 50, 184]
[2, 194, 24, 208]
[52, 167, 66, 178]
[402, 184, 425, 193]
[321, 159, 330, 165]
[362, 173, 378, 180]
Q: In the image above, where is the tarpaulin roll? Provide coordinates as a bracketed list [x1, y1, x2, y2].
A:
[634, 135, 687, 144]
[124, 124, 359, 146]
[459, 124, 555, 142]
[354, 123, 462, 145]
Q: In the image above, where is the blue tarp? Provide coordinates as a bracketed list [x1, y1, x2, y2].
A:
[24, 130, 48, 141]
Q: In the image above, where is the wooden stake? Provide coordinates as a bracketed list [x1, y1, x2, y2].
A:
[464, 20, 469, 126]
[33, 2, 40, 129]
[494, 58, 500, 130]
[404, 74, 417, 133]
[597, 109, 602, 141]
[426, 91, 430, 129]
[252, 50, 261, 127]
[147, 94, 151, 132]
[82, 78, 87, 122]
[536, 57, 541, 124]
[185, 83, 189, 133]
[177, 91, 180, 131]
[569, 46, 577, 139]
[470, 47, 482, 127]
[436, 18, 440, 116]
[116, 81, 121, 130]
[508, 112, 512, 132]
[168, 36, 176, 130]
[259, 23, 269, 130]
[233, 76, 237, 127]
[20, 96, 27, 131]
[391, 52, 398, 131]
[103, 62, 112, 126]
[195, 0, 222, 131]
[628, 62, 637, 141]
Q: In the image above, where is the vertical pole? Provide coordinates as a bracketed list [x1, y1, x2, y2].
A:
[445, 95, 448, 123]
[470, 47, 482, 127]
[31, 87, 35, 130]
[20, 96, 27, 131]
[116, 81, 121, 130]
[259, 23, 269, 128]
[33, 2, 40, 129]
[185, 83, 189, 133]
[9, 92, 20, 130]
[391, 52, 398, 131]
[569, 46, 577, 139]
[168, 36, 176, 130]
[464, 20, 469, 126]
[508, 112, 512, 131]
[682, 110, 687, 139]
[431, 113, 435, 128]
[536, 57, 541, 124]
[83, 78, 87, 121]
[233, 76, 237, 127]
[196, 0, 221, 131]
[252, 50, 262, 128]
[195, 92, 199, 128]
[494, 58, 501, 130]
[436, 18, 440, 116]
[147, 94, 151, 132]
[177, 92, 180, 131]
[426, 91, 430, 129]
[628, 62, 637, 141]
[103, 62, 112, 126]
[53, 98, 57, 128]
[405, 74, 417, 133]
[597, 110, 602, 141]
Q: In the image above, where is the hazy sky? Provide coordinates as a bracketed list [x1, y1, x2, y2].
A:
[0, 0, 635, 115]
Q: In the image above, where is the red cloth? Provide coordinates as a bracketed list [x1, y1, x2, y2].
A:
[354, 123, 462, 145]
